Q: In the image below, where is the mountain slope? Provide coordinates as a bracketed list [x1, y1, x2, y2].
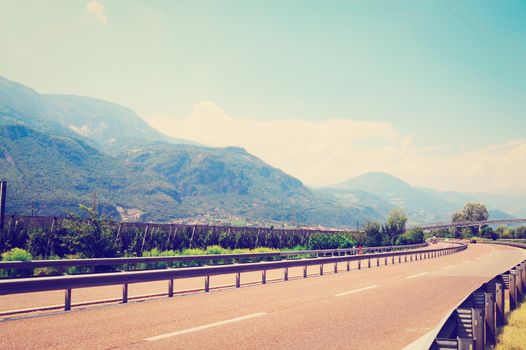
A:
[331, 172, 519, 224]
[0, 123, 180, 220]
[335, 172, 457, 219]
[0, 75, 196, 152]
[121, 143, 382, 226]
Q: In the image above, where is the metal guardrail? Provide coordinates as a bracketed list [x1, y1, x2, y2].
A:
[0, 243, 428, 271]
[0, 243, 466, 312]
[428, 241, 526, 350]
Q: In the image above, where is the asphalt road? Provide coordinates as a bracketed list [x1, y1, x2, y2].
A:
[1, 243, 525, 350]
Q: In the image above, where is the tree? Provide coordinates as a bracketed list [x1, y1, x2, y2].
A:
[364, 222, 383, 247]
[59, 205, 118, 258]
[451, 202, 489, 237]
[452, 202, 489, 222]
[384, 208, 407, 245]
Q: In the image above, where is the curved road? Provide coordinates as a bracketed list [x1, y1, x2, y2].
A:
[0, 243, 525, 350]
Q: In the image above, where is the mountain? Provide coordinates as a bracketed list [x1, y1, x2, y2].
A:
[2, 74, 519, 227]
[328, 172, 520, 224]
[315, 188, 394, 220]
[0, 123, 180, 220]
[120, 143, 383, 226]
[332, 172, 458, 223]
[0, 76, 197, 153]
[0, 75, 382, 227]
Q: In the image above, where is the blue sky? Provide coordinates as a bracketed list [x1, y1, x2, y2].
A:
[1, 1, 525, 191]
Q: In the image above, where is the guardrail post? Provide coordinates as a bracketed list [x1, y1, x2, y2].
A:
[303, 266, 308, 278]
[495, 279, 505, 327]
[122, 283, 128, 303]
[384, 257, 387, 265]
[320, 264, 324, 275]
[65, 289, 72, 311]
[204, 275, 210, 292]
[334, 263, 338, 273]
[346, 261, 350, 271]
[410, 254, 413, 262]
[236, 272, 241, 288]
[262, 270, 267, 284]
[517, 265, 524, 301]
[358, 260, 361, 270]
[168, 278, 174, 297]
[510, 272, 517, 311]
[485, 291, 496, 346]
[284, 267, 289, 281]
[368, 259, 371, 268]
[472, 308, 484, 350]
[391, 256, 394, 264]
[376, 258, 379, 267]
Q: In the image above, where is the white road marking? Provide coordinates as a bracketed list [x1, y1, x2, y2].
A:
[442, 265, 455, 269]
[144, 312, 267, 341]
[406, 272, 428, 279]
[335, 285, 379, 297]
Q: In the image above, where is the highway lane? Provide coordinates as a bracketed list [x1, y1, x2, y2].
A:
[0, 243, 448, 314]
[0, 243, 524, 350]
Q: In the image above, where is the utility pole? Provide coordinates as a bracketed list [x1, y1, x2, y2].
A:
[0, 181, 6, 232]
[91, 191, 98, 214]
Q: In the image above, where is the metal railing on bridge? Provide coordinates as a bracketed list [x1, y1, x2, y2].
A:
[414, 218, 526, 231]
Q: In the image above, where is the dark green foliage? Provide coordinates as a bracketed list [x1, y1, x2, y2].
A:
[1, 247, 32, 277]
[451, 202, 489, 236]
[307, 233, 357, 250]
[364, 222, 383, 247]
[57, 206, 118, 258]
[396, 228, 424, 245]
[495, 226, 526, 239]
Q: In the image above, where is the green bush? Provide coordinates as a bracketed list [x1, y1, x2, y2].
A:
[1, 247, 32, 261]
[205, 245, 229, 255]
[1, 248, 33, 278]
[307, 233, 357, 250]
[396, 228, 424, 245]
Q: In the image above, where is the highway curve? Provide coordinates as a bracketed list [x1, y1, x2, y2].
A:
[0, 243, 525, 350]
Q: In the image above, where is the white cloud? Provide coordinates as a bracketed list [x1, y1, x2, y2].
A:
[145, 101, 526, 193]
[85, 1, 107, 25]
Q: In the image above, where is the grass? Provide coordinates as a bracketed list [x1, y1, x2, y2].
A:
[496, 299, 526, 350]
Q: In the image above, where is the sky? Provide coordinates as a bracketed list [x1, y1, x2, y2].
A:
[1, 1, 525, 193]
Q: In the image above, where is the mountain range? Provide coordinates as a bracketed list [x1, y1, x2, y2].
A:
[320, 172, 521, 225]
[1, 75, 523, 227]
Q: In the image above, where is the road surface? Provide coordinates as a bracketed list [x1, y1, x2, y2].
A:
[0, 243, 525, 350]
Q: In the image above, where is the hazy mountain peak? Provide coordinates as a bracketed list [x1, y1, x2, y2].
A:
[337, 171, 412, 192]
